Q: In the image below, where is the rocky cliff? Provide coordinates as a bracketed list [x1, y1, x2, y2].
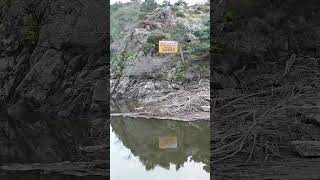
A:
[0, 0, 108, 118]
[111, 2, 210, 100]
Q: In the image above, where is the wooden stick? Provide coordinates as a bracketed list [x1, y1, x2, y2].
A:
[180, 47, 184, 63]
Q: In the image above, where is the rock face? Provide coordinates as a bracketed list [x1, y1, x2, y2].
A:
[212, 0, 320, 89]
[111, 3, 210, 99]
[0, 0, 108, 118]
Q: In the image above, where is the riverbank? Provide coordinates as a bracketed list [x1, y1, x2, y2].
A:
[111, 79, 210, 121]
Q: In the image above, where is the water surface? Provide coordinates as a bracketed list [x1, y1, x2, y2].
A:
[0, 111, 107, 178]
[1, 173, 105, 180]
[110, 116, 210, 180]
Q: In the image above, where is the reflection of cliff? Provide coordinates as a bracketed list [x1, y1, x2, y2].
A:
[0, 112, 90, 164]
[111, 117, 210, 172]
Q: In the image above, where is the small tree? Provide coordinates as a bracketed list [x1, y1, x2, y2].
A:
[130, 0, 141, 4]
[174, 0, 187, 6]
[141, 0, 157, 12]
[162, 0, 171, 6]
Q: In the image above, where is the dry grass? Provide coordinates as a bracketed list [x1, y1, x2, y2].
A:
[212, 55, 320, 163]
[146, 80, 210, 115]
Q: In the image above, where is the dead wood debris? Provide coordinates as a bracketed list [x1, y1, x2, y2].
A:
[212, 55, 320, 164]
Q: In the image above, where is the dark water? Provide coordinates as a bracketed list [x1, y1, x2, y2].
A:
[1, 173, 105, 180]
[0, 111, 106, 178]
[0, 111, 89, 163]
[110, 116, 210, 180]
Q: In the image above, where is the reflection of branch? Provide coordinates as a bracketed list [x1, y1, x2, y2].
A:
[188, 122, 200, 129]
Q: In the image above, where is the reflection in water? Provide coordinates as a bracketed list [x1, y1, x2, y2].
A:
[111, 116, 209, 180]
[0, 112, 88, 163]
[0, 111, 107, 178]
[159, 136, 177, 149]
[1, 173, 105, 180]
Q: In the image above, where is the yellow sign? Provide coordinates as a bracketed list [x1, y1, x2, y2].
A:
[159, 136, 177, 149]
[159, 41, 178, 53]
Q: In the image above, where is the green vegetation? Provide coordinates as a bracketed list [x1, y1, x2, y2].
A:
[176, 11, 185, 18]
[171, 6, 179, 12]
[175, 61, 188, 81]
[163, 22, 209, 60]
[163, 23, 188, 48]
[223, 10, 236, 25]
[111, 1, 210, 83]
[174, 0, 188, 6]
[192, 28, 210, 56]
[111, 3, 142, 43]
[0, 0, 46, 51]
[0, 0, 13, 17]
[144, 32, 167, 55]
[161, 0, 171, 7]
[21, 1, 47, 48]
[141, 0, 157, 12]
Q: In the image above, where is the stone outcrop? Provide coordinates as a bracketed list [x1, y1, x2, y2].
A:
[111, 3, 210, 100]
[0, 0, 108, 118]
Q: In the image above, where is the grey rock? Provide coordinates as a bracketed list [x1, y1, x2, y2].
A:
[92, 80, 108, 102]
[38, 0, 108, 51]
[57, 110, 71, 118]
[64, 88, 73, 96]
[0, 0, 108, 117]
[16, 49, 63, 101]
[171, 83, 181, 90]
[144, 81, 155, 91]
[7, 100, 31, 117]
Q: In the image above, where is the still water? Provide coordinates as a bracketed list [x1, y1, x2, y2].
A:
[0, 111, 107, 179]
[110, 116, 210, 180]
[1, 173, 105, 180]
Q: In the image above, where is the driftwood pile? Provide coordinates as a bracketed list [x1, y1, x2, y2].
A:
[212, 55, 320, 163]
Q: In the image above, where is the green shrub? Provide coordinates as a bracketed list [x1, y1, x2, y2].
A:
[176, 11, 185, 18]
[147, 32, 166, 44]
[163, 23, 187, 44]
[224, 10, 236, 23]
[171, 6, 178, 12]
[193, 29, 209, 41]
[191, 42, 210, 56]
[145, 32, 167, 54]
[141, 0, 157, 12]
[143, 43, 153, 55]
[193, 10, 202, 14]
[22, 30, 39, 46]
[175, 62, 188, 81]
[126, 51, 137, 61]
[196, 5, 210, 13]
[111, 3, 142, 41]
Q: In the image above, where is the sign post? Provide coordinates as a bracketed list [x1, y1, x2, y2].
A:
[159, 41, 178, 54]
